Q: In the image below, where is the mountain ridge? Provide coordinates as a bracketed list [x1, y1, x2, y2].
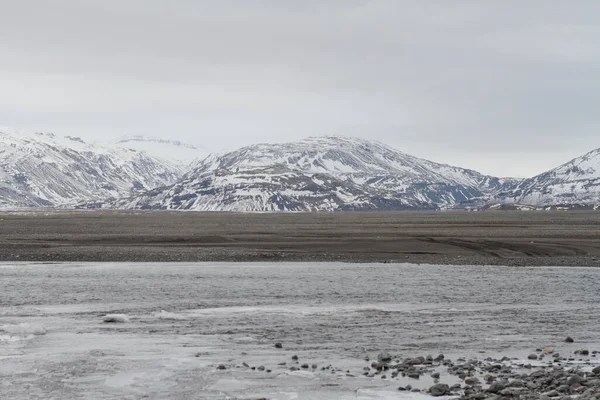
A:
[493, 147, 600, 206]
[0, 130, 597, 211]
[107, 136, 519, 211]
[0, 129, 183, 208]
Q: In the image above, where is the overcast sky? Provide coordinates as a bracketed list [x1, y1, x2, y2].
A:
[1, 1, 599, 177]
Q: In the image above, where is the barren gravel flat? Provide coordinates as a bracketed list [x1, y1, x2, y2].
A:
[0, 211, 599, 266]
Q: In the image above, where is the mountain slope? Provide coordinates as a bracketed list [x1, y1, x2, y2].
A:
[110, 136, 514, 211]
[0, 129, 182, 208]
[495, 148, 600, 206]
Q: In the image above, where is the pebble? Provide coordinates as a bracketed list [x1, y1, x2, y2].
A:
[487, 381, 506, 393]
[566, 374, 585, 386]
[218, 348, 600, 399]
[377, 352, 392, 363]
[429, 383, 450, 397]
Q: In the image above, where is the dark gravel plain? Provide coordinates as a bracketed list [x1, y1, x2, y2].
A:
[1, 210, 600, 265]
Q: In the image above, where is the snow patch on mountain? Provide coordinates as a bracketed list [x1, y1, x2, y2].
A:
[114, 135, 209, 166]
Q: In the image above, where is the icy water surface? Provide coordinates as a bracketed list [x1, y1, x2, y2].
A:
[1, 262, 599, 399]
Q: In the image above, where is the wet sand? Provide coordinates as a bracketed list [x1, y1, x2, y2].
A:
[0, 210, 599, 265]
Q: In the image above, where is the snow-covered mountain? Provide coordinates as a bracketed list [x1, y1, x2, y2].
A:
[494, 148, 600, 206]
[3, 131, 597, 212]
[114, 135, 208, 166]
[0, 129, 182, 208]
[109, 136, 515, 211]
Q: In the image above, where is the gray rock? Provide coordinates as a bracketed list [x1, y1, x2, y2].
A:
[216, 364, 226, 370]
[408, 371, 421, 379]
[465, 377, 480, 386]
[593, 366, 600, 375]
[429, 383, 450, 397]
[377, 352, 392, 363]
[274, 343, 283, 349]
[567, 374, 585, 386]
[530, 370, 547, 379]
[487, 381, 506, 394]
[528, 354, 539, 360]
[431, 372, 441, 379]
[501, 388, 524, 396]
[509, 379, 525, 388]
[557, 384, 570, 393]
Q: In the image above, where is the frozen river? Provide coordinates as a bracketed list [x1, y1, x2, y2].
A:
[1, 262, 599, 399]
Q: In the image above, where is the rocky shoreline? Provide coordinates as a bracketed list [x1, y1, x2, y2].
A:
[214, 343, 600, 399]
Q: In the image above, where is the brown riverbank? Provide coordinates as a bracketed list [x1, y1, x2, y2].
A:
[0, 210, 599, 265]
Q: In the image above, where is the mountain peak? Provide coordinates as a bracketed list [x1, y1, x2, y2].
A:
[495, 146, 600, 206]
[111, 135, 505, 212]
[0, 129, 182, 209]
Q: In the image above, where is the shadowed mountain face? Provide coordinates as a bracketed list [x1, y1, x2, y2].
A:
[110, 137, 518, 211]
[0, 130, 183, 208]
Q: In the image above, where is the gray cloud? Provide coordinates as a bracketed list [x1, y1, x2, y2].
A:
[1, 0, 599, 177]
